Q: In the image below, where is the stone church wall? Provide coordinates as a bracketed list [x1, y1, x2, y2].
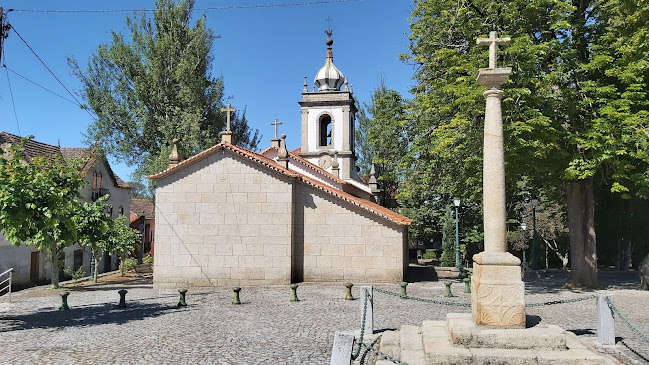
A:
[293, 184, 407, 283]
[154, 153, 294, 289]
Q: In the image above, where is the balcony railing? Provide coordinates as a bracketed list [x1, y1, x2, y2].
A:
[0, 268, 13, 303]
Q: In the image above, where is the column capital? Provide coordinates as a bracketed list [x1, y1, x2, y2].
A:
[483, 89, 504, 99]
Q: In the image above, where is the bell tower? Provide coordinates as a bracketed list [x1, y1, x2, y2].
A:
[298, 30, 359, 181]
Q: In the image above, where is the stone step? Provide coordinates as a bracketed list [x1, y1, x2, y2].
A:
[376, 316, 620, 365]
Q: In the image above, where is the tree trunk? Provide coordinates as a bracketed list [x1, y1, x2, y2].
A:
[565, 179, 600, 288]
[50, 247, 60, 288]
[94, 255, 100, 283]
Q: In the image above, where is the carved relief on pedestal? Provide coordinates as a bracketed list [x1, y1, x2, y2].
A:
[475, 283, 525, 327]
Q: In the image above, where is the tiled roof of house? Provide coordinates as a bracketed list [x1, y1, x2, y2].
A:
[131, 198, 155, 219]
[0, 131, 61, 160]
[148, 142, 412, 226]
[1, 132, 130, 189]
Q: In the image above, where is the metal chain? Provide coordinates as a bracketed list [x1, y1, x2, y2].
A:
[360, 342, 410, 365]
[375, 288, 471, 307]
[525, 294, 596, 307]
[351, 292, 369, 360]
[358, 335, 382, 365]
[606, 297, 649, 343]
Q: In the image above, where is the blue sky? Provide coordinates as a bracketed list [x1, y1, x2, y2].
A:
[0, 0, 415, 182]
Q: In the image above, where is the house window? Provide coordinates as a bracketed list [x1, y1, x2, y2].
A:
[118, 206, 124, 216]
[109, 206, 113, 217]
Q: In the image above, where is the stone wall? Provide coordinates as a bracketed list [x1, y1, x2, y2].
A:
[293, 184, 406, 283]
[154, 153, 294, 289]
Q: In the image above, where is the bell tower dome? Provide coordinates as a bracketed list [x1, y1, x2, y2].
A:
[298, 30, 360, 182]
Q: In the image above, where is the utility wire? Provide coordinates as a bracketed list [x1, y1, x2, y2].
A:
[7, 0, 359, 13]
[9, 25, 96, 121]
[4, 66, 78, 106]
[3, 62, 21, 135]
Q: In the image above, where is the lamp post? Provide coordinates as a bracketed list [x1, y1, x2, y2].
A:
[521, 222, 527, 272]
[453, 197, 461, 272]
[530, 198, 540, 269]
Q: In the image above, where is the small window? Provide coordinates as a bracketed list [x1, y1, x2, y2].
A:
[118, 206, 124, 216]
[109, 206, 113, 217]
[319, 115, 332, 146]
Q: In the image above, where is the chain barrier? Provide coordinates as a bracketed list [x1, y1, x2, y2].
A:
[360, 342, 410, 365]
[374, 288, 471, 307]
[525, 294, 596, 307]
[351, 293, 369, 360]
[358, 335, 382, 365]
[606, 297, 649, 343]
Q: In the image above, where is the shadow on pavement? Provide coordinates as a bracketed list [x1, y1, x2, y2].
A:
[0, 301, 190, 333]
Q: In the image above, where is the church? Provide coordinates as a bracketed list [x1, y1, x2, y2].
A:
[150, 32, 411, 288]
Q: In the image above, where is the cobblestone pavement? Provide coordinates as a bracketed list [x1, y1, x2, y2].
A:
[0, 275, 647, 364]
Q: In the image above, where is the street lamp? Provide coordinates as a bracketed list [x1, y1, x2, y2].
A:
[530, 198, 540, 269]
[453, 197, 461, 272]
[520, 222, 527, 272]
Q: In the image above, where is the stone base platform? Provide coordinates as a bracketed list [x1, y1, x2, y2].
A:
[373, 313, 621, 365]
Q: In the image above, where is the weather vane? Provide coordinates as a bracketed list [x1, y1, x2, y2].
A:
[325, 16, 333, 35]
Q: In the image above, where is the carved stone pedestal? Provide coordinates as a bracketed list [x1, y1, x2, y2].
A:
[471, 252, 525, 328]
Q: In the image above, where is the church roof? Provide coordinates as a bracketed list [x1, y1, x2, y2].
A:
[148, 142, 411, 226]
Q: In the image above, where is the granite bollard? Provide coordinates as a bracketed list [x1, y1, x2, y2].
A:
[444, 281, 453, 297]
[178, 289, 188, 307]
[290, 283, 299, 302]
[117, 289, 128, 308]
[399, 281, 408, 297]
[344, 283, 353, 300]
[59, 291, 70, 310]
[232, 287, 241, 305]
[597, 293, 615, 345]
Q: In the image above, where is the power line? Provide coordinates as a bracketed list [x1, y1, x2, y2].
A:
[4, 65, 21, 135]
[7, 0, 359, 13]
[9, 25, 96, 121]
[4, 66, 78, 106]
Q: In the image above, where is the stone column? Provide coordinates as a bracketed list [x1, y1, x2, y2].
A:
[471, 32, 525, 328]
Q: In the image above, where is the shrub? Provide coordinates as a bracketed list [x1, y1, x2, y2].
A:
[64, 266, 86, 283]
[142, 255, 153, 264]
[119, 258, 139, 275]
[423, 249, 437, 260]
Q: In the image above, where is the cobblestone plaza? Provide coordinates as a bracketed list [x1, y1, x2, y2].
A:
[1, 275, 647, 364]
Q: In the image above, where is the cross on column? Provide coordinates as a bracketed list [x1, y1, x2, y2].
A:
[221, 103, 236, 132]
[271, 119, 282, 139]
[476, 31, 510, 69]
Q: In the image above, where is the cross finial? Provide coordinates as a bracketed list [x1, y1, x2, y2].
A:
[221, 103, 237, 132]
[271, 119, 282, 139]
[325, 16, 333, 32]
[476, 31, 510, 69]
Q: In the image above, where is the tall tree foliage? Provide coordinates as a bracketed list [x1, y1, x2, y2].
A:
[398, 0, 649, 288]
[0, 139, 85, 288]
[70, 0, 260, 184]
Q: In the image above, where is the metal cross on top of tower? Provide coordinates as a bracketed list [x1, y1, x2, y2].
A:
[325, 16, 333, 32]
[221, 103, 236, 132]
[476, 31, 510, 69]
[271, 119, 282, 139]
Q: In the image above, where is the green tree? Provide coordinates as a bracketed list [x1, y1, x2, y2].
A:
[107, 217, 141, 275]
[69, 0, 260, 186]
[76, 196, 113, 283]
[399, 0, 649, 288]
[0, 139, 85, 288]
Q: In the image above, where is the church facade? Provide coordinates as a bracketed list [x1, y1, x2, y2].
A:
[150, 33, 411, 288]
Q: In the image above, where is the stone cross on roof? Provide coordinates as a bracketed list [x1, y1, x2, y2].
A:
[271, 119, 282, 139]
[221, 103, 236, 132]
[476, 31, 510, 69]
